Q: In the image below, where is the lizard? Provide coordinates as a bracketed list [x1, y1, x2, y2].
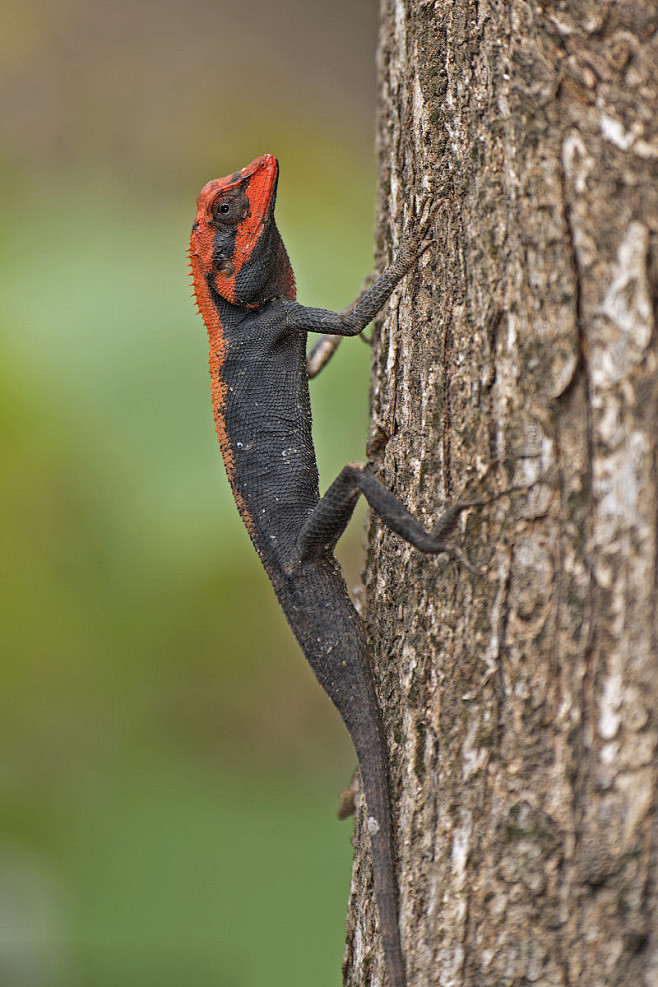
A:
[189, 153, 481, 987]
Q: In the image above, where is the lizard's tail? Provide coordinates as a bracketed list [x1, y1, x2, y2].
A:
[277, 565, 406, 987]
[348, 704, 406, 987]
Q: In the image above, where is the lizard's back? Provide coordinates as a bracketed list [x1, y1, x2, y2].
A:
[212, 295, 321, 575]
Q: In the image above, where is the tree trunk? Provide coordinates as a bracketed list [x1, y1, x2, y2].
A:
[344, 2, 658, 986]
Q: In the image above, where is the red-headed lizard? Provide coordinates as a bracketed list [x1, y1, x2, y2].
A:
[190, 154, 480, 987]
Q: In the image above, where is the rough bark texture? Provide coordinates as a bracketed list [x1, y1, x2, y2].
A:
[344, 2, 658, 986]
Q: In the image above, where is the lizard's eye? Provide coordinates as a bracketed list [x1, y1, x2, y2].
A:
[211, 191, 247, 225]
[212, 198, 233, 220]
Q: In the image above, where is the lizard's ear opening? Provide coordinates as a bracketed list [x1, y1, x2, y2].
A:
[216, 255, 235, 277]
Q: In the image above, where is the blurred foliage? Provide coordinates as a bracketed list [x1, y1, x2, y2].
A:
[0, 0, 380, 983]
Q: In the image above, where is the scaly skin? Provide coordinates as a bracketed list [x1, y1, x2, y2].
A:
[190, 154, 470, 987]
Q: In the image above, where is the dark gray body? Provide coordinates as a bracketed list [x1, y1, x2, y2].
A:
[214, 294, 319, 570]
[213, 288, 404, 986]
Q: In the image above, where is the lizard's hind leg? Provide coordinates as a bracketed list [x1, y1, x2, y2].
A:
[297, 462, 478, 566]
[297, 463, 363, 561]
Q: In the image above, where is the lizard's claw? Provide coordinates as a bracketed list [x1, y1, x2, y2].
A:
[398, 194, 439, 263]
[416, 194, 439, 233]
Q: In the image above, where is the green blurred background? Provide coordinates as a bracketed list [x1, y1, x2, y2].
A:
[0, 1, 380, 984]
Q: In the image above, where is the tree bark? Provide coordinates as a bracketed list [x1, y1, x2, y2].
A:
[345, 2, 658, 986]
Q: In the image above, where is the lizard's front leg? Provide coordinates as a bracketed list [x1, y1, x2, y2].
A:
[299, 196, 437, 363]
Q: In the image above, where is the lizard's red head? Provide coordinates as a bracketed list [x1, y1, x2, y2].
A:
[189, 153, 295, 312]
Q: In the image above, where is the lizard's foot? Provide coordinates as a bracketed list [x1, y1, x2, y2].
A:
[397, 192, 440, 267]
